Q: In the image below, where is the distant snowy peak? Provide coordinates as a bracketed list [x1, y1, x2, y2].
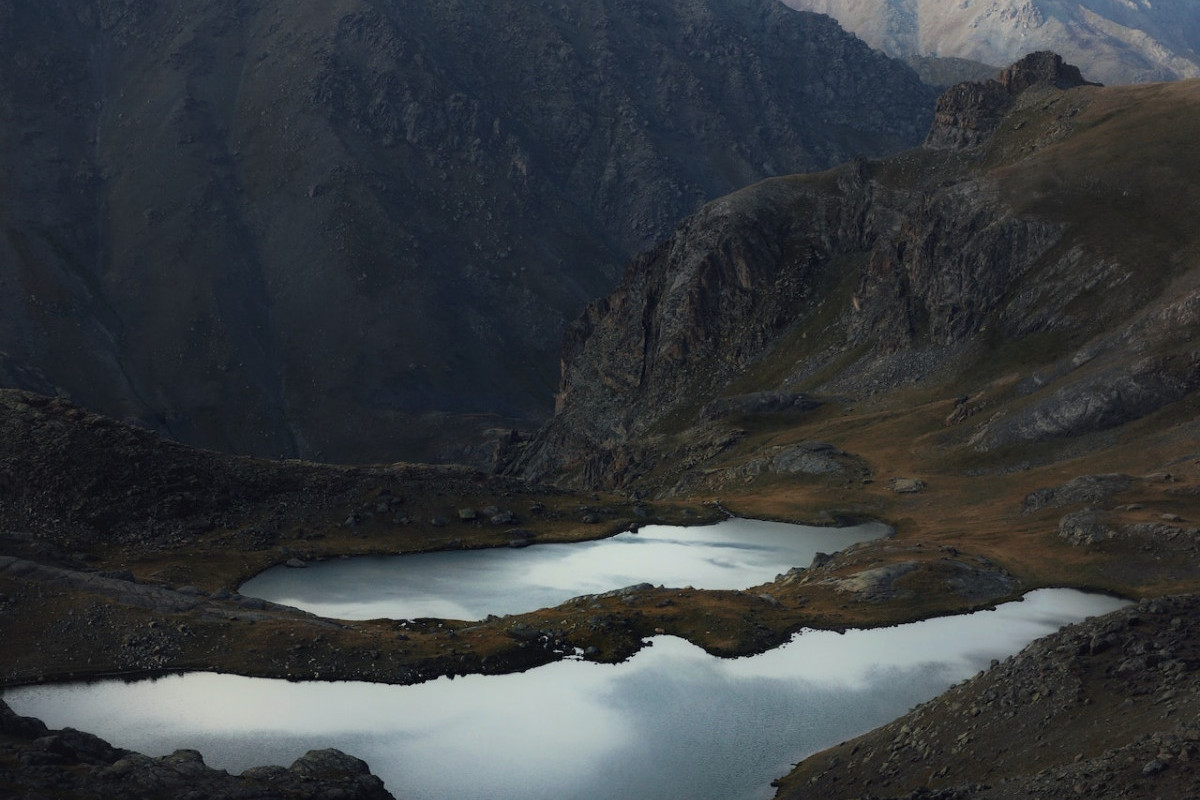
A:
[783, 0, 1200, 85]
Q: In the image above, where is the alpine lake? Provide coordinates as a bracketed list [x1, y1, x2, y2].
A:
[4, 518, 1128, 800]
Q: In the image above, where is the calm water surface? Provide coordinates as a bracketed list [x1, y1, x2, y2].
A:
[239, 518, 892, 620]
[5, 589, 1127, 800]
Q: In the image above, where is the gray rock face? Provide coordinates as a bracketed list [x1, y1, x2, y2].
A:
[974, 353, 1200, 451]
[1022, 474, 1133, 514]
[0, 0, 936, 464]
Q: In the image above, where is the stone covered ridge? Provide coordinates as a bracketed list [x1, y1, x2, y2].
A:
[0, 698, 395, 799]
[777, 595, 1200, 799]
[926, 51, 1100, 149]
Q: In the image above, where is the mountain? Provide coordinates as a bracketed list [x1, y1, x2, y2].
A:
[499, 54, 1200, 793]
[783, 0, 1200, 85]
[5, 50, 1200, 800]
[509, 52, 1200, 494]
[0, 0, 936, 465]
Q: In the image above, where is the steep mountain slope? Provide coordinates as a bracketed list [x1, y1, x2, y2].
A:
[778, 596, 1200, 800]
[503, 55, 1200, 794]
[510, 53, 1200, 494]
[784, 0, 1200, 85]
[0, 0, 936, 464]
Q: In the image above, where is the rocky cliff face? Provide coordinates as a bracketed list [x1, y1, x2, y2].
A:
[512, 57, 1200, 491]
[0, 0, 936, 464]
[784, 0, 1200, 85]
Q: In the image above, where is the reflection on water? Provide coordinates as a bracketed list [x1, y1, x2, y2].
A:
[239, 518, 892, 620]
[4, 589, 1128, 800]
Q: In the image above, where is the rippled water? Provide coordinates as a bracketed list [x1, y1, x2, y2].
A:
[4, 589, 1128, 800]
[239, 518, 892, 620]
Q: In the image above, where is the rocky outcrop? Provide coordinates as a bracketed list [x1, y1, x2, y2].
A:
[996, 50, 1094, 94]
[512, 175, 860, 485]
[973, 352, 1200, 451]
[0, 0, 936, 464]
[1058, 507, 1117, 546]
[832, 561, 920, 601]
[667, 440, 869, 495]
[1022, 474, 1133, 513]
[1055, 513, 1200, 551]
[925, 51, 1098, 149]
[0, 700, 394, 799]
[923, 79, 1013, 150]
[791, 544, 1018, 605]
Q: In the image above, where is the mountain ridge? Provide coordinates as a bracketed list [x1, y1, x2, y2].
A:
[783, 0, 1200, 85]
[509, 55, 1200, 493]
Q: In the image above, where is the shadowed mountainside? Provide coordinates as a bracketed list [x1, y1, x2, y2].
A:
[0, 0, 937, 465]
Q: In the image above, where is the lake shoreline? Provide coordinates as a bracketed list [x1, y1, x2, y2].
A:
[4, 589, 1131, 800]
[0, 518, 1070, 693]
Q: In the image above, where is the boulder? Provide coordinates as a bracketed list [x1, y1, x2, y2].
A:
[891, 477, 926, 494]
[1058, 508, 1116, 546]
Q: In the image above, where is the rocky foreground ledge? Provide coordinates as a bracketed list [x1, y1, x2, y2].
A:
[0, 699, 395, 800]
[776, 595, 1200, 800]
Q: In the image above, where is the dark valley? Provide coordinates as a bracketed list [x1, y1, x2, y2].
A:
[0, 0, 935, 464]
